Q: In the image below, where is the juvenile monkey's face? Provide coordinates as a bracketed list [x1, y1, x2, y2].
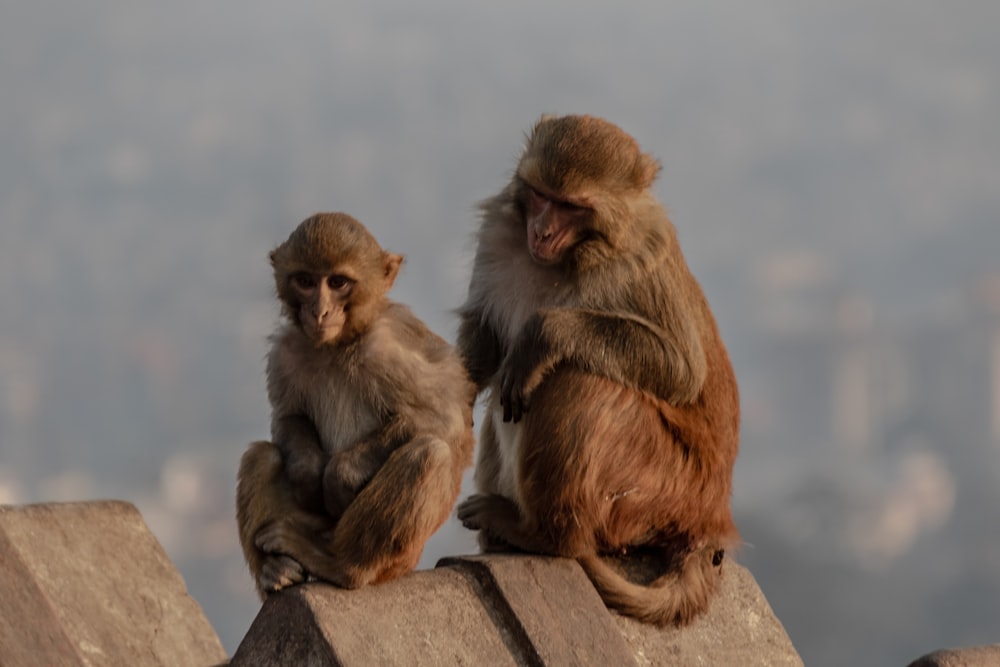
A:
[522, 184, 589, 266]
[288, 271, 354, 345]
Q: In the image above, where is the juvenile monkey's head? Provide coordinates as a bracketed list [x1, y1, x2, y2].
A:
[513, 114, 662, 266]
[270, 212, 402, 346]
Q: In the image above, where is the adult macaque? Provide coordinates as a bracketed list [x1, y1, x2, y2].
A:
[456, 115, 740, 626]
[237, 212, 475, 597]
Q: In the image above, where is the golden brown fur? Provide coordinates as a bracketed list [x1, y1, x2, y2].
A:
[456, 115, 739, 626]
[237, 212, 475, 598]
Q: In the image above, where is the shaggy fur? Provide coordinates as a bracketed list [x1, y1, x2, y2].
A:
[456, 116, 740, 626]
[237, 213, 475, 598]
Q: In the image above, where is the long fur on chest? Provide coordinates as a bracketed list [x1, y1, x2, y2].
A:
[269, 326, 383, 454]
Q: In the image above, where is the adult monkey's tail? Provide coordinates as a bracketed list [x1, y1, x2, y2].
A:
[577, 545, 726, 627]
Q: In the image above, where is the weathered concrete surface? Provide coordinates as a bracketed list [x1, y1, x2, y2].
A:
[615, 560, 803, 667]
[907, 645, 1000, 667]
[0, 501, 227, 667]
[440, 555, 637, 666]
[232, 566, 523, 667]
[233, 553, 802, 666]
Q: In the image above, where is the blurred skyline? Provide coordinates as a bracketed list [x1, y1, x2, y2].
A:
[1, 2, 998, 664]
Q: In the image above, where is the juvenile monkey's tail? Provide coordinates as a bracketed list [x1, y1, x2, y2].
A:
[577, 545, 726, 627]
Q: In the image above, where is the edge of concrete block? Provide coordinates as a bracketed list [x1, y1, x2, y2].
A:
[0, 500, 228, 667]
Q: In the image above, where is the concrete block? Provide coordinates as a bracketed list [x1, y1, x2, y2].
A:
[614, 560, 804, 667]
[0, 501, 227, 667]
[231, 566, 521, 666]
[440, 554, 636, 666]
[233, 553, 802, 666]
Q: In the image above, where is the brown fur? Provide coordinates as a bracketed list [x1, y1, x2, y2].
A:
[456, 115, 739, 626]
[237, 212, 475, 598]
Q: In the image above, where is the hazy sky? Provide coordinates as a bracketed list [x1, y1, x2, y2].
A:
[1, 1, 998, 663]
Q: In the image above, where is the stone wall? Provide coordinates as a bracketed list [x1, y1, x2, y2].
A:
[0, 501, 226, 667]
[3, 500, 987, 666]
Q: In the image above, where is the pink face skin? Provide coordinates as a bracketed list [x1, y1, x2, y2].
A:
[525, 186, 588, 265]
[289, 272, 354, 345]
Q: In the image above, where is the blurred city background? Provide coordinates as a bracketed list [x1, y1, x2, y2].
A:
[1, 2, 998, 664]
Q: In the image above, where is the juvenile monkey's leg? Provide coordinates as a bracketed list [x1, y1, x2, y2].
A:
[323, 418, 409, 517]
[251, 510, 337, 592]
[256, 435, 458, 588]
[237, 441, 311, 597]
[334, 435, 458, 586]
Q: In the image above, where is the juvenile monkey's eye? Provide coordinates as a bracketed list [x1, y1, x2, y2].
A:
[328, 275, 352, 291]
[291, 273, 316, 290]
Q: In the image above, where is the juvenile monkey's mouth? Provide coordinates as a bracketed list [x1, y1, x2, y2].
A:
[527, 220, 574, 265]
[299, 313, 346, 345]
[313, 325, 344, 344]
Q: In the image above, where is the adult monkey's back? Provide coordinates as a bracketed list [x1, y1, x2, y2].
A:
[456, 114, 740, 626]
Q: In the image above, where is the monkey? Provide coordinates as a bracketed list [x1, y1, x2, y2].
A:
[455, 115, 740, 626]
[236, 212, 475, 598]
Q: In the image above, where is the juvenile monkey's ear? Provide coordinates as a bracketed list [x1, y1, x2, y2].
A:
[383, 252, 404, 290]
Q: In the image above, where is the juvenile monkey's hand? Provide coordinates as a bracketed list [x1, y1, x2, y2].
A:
[285, 444, 324, 486]
[323, 448, 378, 517]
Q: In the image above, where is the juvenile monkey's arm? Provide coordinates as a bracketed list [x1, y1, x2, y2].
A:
[500, 307, 707, 422]
[322, 414, 412, 516]
[272, 414, 326, 512]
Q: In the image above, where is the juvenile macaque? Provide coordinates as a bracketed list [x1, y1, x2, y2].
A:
[456, 115, 740, 626]
[237, 212, 475, 597]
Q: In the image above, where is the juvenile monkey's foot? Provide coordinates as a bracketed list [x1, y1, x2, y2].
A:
[255, 521, 300, 556]
[259, 553, 306, 593]
[256, 522, 310, 592]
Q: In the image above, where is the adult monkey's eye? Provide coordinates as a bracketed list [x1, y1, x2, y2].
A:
[528, 186, 548, 204]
